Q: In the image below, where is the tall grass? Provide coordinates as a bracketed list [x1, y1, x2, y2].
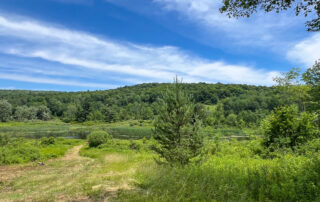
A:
[0, 137, 83, 165]
[118, 139, 320, 202]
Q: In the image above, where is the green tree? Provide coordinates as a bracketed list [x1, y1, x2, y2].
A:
[63, 104, 77, 123]
[0, 100, 12, 122]
[14, 106, 30, 121]
[273, 68, 310, 112]
[226, 113, 238, 127]
[104, 106, 118, 123]
[220, 0, 320, 31]
[153, 77, 203, 166]
[303, 60, 320, 127]
[36, 106, 51, 121]
[262, 106, 319, 151]
[27, 107, 38, 120]
[88, 110, 104, 121]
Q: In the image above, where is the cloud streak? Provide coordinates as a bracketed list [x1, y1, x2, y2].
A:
[0, 73, 116, 88]
[0, 14, 279, 88]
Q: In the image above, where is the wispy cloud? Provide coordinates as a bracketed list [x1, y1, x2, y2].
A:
[153, 0, 305, 49]
[287, 33, 320, 67]
[0, 73, 116, 88]
[0, 13, 279, 88]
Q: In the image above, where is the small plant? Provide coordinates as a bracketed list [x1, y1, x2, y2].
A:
[129, 141, 141, 150]
[41, 137, 55, 145]
[0, 134, 9, 146]
[87, 131, 112, 147]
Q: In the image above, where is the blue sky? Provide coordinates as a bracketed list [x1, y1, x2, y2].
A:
[0, 0, 319, 91]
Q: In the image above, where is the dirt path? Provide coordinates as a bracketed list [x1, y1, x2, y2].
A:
[61, 145, 83, 161]
[0, 144, 136, 201]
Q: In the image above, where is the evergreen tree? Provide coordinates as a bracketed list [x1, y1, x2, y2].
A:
[153, 77, 203, 166]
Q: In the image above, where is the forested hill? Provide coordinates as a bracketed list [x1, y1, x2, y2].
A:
[0, 83, 287, 127]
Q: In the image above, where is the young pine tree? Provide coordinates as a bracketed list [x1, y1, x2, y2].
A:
[153, 77, 203, 166]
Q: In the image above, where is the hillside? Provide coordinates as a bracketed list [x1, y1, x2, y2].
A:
[0, 83, 287, 127]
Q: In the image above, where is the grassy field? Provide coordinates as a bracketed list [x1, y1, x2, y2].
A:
[1, 121, 319, 201]
[1, 136, 320, 201]
[0, 136, 84, 165]
[0, 138, 153, 201]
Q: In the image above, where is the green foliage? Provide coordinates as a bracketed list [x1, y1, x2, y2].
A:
[36, 105, 51, 121]
[41, 136, 55, 145]
[262, 106, 319, 151]
[0, 83, 288, 127]
[0, 137, 83, 165]
[220, 0, 320, 31]
[107, 126, 152, 139]
[80, 138, 153, 158]
[129, 140, 141, 150]
[153, 77, 203, 166]
[0, 99, 12, 122]
[303, 60, 320, 127]
[274, 68, 310, 112]
[87, 131, 112, 147]
[119, 140, 320, 202]
[0, 134, 9, 146]
[62, 104, 77, 123]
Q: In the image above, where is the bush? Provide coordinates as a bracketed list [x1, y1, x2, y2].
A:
[129, 140, 141, 150]
[262, 106, 319, 151]
[0, 134, 9, 146]
[41, 137, 55, 145]
[87, 131, 112, 147]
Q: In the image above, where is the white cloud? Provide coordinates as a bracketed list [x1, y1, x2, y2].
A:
[0, 14, 279, 87]
[287, 33, 320, 67]
[0, 86, 16, 90]
[153, 0, 304, 48]
[0, 73, 116, 88]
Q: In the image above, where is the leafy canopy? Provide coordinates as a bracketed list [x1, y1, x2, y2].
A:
[262, 105, 319, 151]
[220, 0, 320, 31]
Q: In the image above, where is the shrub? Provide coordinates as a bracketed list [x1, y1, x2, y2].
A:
[0, 134, 9, 146]
[262, 106, 319, 151]
[87, 131, 112, 147]
[129, 141, 141, 150]
[41, 137, 55, 145]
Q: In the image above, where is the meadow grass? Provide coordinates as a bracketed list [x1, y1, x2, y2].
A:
[118, 139, 320, 202]
[0, 138, 153, 201]
[0, 137, 84, 165]
[1, 127, 319, 201]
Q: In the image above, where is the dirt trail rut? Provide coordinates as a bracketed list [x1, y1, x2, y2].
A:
[61, 145, 83, 161]
[0, 144, 134, 201]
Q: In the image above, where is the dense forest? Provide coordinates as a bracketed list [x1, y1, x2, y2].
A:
[0, 83, 288, 127]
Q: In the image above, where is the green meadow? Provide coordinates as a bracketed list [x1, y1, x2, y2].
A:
[0, 120, 319, 201]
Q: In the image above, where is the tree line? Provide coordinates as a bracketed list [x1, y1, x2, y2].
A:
[0, 82, 287, 127]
